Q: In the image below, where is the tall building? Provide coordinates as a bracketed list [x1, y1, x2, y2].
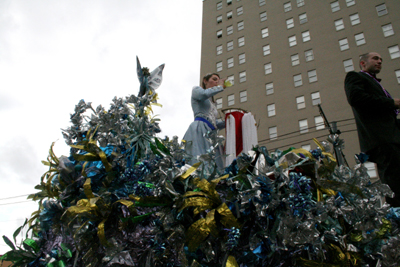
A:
[200, 0, 400, 171]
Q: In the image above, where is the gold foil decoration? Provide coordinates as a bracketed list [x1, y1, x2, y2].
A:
[182, 191, 209, 199]
[70, 126, 112, 173]
[186, 210, 219, 252]
[226, 255, 239, 267]
[97, 218, 110, 246]
[186, 218, 209, 251]
[329, 244, 346, 262]
[180, 162, 202, 179]
[313, 138, 337, 162]
[193, 178, 221, 204]
[313, 138, 325, 152]
[377, 217, 391, 238]
[83, 178, 95, 199]
[179, 197, 214, 213]
[217, 203, 240, 228]
[290, 148, 313, 159]
[115, 199, 134, 208]
[210, 174, 229, 186]
[205, 209, 218, 237]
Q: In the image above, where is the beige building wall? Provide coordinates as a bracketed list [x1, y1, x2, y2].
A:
[200, 0, 400, 167]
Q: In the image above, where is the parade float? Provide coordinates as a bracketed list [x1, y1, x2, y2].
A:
[1, 59, 400, 267]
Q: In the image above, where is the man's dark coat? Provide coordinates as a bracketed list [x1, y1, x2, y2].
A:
[345, 71, 400, 153]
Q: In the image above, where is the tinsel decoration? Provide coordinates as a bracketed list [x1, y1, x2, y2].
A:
[2, 57, 400, 267]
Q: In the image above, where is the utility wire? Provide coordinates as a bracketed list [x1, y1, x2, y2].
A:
[258, 119, 356, 144]
[0, 218, 27, 223]
[259, 118, 355, 143]
[261, 129, 358, 151]
[0, 201, 34, 206]
[0, 194, 31, 201]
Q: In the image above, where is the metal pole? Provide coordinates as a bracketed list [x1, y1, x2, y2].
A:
[330, 121, 345, 166]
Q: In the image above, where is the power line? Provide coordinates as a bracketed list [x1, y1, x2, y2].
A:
[257, 118, 357, 144]
[0, 218, 27, 223]
[261, 129, 358, 151]
[0, 201, 34, 206]
[0, 194, 31, 201]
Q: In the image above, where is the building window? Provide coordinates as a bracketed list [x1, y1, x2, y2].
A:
[238, 36, 245, 47]
[217, 45, 223, 55]
[263, 44, 271, 56]
[264, 63, 272, 74]
[343, 59, 354, 72]
[261, 28, 269, 38]
[302, 144, 311, 151]
[382, 24, 394, 37]
[364, 162, 378, 178]
[239, 53, 246, 64]
[294, 74, 302, 87]
[227, 25, 233, 35]
[216, 62, 223, 72]
[269, 126, 278, 140]
[259, 0, 266, 6]
[299, 13, 307, 24]
[311, 92, 321, 105]
[331, 1, 340, 12]
[289, 35, 297, 47]
[227, 75, 234, 86]
[284, 2, 292, 12]
[308, 69, 317, 83]
[239, 71, 246, 83]
[266, 82, 274, 95]
[240, 91, 247, 102]
[267, 103, 276, 117]
[302, 31, 310, 42]
[228, 94, 235, 106]
[299, 119, 309, 134]
[389, 45, 400, 59]
[216, 98, 223, 109]
[350, 13, 360, 25]
[335, 19, 344, 31]
[227, 41, 234, 51]
[297, 0, 305, 7]
[305, 49, 314, 61]
[395, 70, 400, 84]
[339, 38, 349, 51]
[217, 15, 223, 24]
[296, 96, 306, 109]
[346, 0, 355, 7]
[237, 21, 244, 31]
[260, 11, 267, 22]
[355, 33, 366, 46]
[237, 6, 243, 16]
[217, 30, 223, 38]
[286, 18, 294, 29]
[227, 0, 232, 5]
[291, 54, 300, 66]
[227, 11, 233, 19]
[315, 116, 325, 130]
[376, 4, 388, 16]
[227, 57, 234, 68]
[217, 2, 222, 10]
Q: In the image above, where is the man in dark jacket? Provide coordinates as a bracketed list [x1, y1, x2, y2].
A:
[345, 52, 400, 207]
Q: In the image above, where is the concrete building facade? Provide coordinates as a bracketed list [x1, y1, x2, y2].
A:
[200, 0, 400, 168]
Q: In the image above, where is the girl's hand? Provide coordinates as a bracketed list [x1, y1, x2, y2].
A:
[218, 78, 227, 88]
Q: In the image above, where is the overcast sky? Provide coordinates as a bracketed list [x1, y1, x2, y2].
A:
[0, 0, 202, 254]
